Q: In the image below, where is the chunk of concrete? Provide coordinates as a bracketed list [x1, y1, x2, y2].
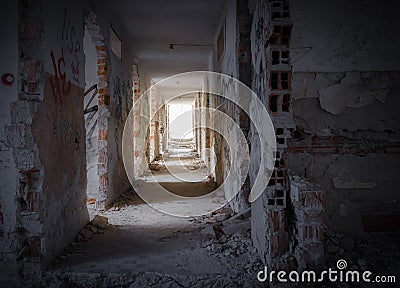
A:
[79, 228, 93, 239]
[222, 218, 251, 235]
[200, 225, 217, 240]
[92, 215, 109, 229]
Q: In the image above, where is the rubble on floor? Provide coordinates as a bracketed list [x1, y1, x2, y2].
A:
[149, 155, 165, 171]
[45, 192, 266, 288]
[198, 206, 265, 278]
[324, 228, 400, 277]
[185, 155, 206, 170]
[41, 270, 264, 288]
[50, 216, 110, 263]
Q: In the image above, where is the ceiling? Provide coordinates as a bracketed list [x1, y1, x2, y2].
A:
[101, 0, 226, 83]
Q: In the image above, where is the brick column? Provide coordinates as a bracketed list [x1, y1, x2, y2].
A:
[289, 175, 325, 269]
[85, 12, 110, 209]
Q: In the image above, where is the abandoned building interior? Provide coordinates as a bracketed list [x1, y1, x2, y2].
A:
[0, 0, 399, 287]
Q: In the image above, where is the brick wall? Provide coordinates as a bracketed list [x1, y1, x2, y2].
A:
[250, 0, 297, 270]
[247, 0, 328, 271]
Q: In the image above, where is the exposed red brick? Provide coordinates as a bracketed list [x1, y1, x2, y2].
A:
[98, 95, 110, 106]
[98, 129, 108, 140]
[27, 192, 40, 212]
[269, 210, 286, 232]
[269, 231, 289, 257]
[95, 46, 107, 52]
[304, 191, 325, 209]
[21, 23, 42, 38]
[99, 174, 108, 187]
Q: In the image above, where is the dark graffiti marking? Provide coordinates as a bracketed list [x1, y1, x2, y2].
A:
[62, 8, 81, 83]
[50, 49, 71, 104]
[123, 80, 133, 111]
[1, 73, 14, 87]
[113, 76, 122, 122]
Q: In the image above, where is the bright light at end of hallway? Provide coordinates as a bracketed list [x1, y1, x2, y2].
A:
[168, 103, 194, 140]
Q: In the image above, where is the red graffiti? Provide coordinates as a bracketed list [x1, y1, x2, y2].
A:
[1, 73, 14, 87]
[49, 49, 71, 104]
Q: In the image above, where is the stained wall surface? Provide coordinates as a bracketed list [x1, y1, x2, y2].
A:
[288, 0, 400, 244]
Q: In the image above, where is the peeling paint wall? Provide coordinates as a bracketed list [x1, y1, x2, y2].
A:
[288, 0, 400, 247]
[290, 0, 400, 72]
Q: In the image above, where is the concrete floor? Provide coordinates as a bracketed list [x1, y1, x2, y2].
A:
[43, 151, 264, 287]
[40, 151, 400, 288]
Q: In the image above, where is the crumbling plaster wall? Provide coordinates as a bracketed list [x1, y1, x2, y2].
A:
[0, 0, 91, 283]
[107, 48, 131, 205]
[289, 0, 400, 243]
[85, 1, 134, 207]
[38, 0, 89, 267]
[131, 61, 149, 179]
[212, 0, 238, 205]
[214, 0, 252, 214]
[249, 0, 298, 270]
[1, 1, 135, 284]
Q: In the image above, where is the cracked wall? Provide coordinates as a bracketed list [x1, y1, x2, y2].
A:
[0, 1, 136, 284]
[288, 0, 400, 251]
[249, 0, 298, 270]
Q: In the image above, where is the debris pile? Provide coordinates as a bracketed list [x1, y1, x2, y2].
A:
[199, 208, 255, 258]
[185, 156, 206, 170]
[76, 215, 109, 242]
[323, 227, 400, 278]
[51, 216, 110, 264]
[197, 207, 266, 280]
[107, 190, 137, 210]
[149, 155, 165, 171]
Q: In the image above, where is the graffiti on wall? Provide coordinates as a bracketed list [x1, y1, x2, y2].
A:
[122, 80, 133, 114]
[250, 2, 268, 69]
[1, 73, 15, 87]
[113, 76, 122, 122]
[62, 8, 81, 84]
[49, 8, 83, 103]
[49, 49, 71, 104]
